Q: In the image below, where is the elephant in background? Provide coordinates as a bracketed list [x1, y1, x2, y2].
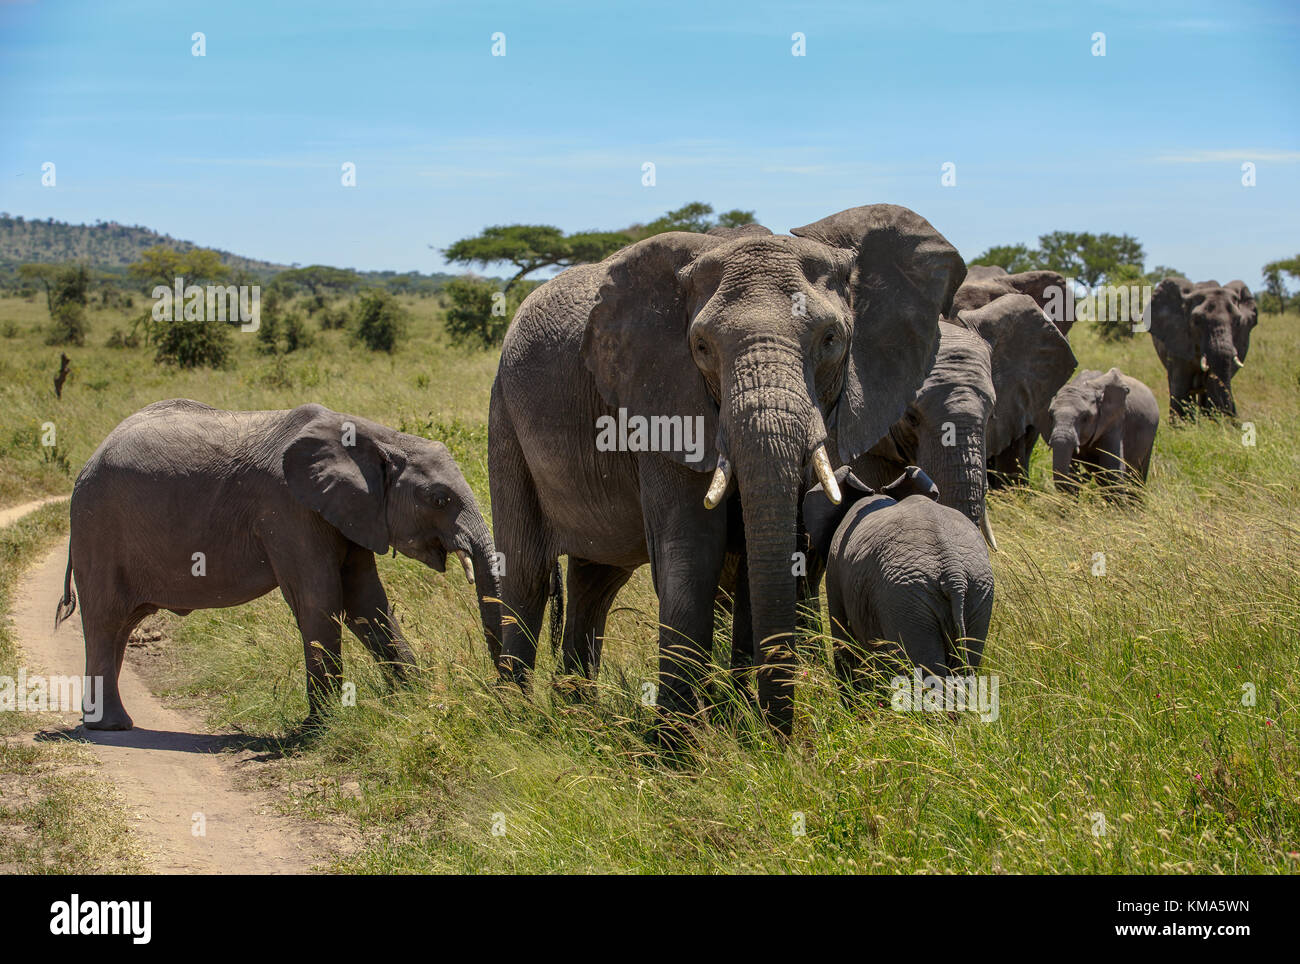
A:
[1045, 369, 1159, 496]
[802, 466, 994, 688]
[848, 321, 997, 546]
[56, 400, 501, 730]
[954, 264, 1073, 337]
[1149, 277, 1258, 418]
[953, 292, 1077, 488]
[490, 204, 965, 733]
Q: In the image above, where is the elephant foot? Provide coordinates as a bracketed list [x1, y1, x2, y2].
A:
[83, 706, 133, 731]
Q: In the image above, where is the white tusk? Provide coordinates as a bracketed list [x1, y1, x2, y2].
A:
[979, 505, 998, 552]
[812, 445, 841, 505]
[1232, 355, 1244, 370]
[703, 456, 732, 509]
[1200, 355, 1209, 372]
[454, 550, 474, 584]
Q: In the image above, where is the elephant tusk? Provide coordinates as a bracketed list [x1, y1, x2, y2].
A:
[454, 550, 475, 584]
[979, 505, 998, 552]
[703, 455, 732, 509]
[1200, 355, 1209, 372]
[812, 444, 841, 505]
[1232, 355, 1244, 370]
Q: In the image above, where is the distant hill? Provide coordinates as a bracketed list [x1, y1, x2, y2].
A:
[0, 214, 288, 275]
[0, 214, 471, 289]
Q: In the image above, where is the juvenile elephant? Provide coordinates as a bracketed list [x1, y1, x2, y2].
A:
[1044, 369, 1159, 496]
[802, 466, 994, 687]
[490, 204, 965, 733]
[1149, 277, 1257, 418]
[55, 399, 501, 730]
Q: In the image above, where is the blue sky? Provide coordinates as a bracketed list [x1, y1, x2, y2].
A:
[1, 0, 1296, 285]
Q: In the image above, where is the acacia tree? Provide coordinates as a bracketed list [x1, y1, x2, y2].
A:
[443, 225, 630, 296]
[972, 232, 1146, 288]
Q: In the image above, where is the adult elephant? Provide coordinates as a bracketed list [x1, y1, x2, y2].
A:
[1149, 277, 1258, 418]
[489, 204, 965, 733]
[852, 292, 1076, 525]
[954, 292, 1078, 487]
[952, 265, 1072, 337]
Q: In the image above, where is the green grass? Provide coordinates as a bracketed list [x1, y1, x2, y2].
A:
[2, 293, 1297, 873]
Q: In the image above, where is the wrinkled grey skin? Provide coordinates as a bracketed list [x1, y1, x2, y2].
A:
[953, 265, 1073, 337]
[954, 292, 1077, 488]
[490, 204, 965, 733]
[1045, 369, 1159, 496]
[1149, 277, 1257, 418]
[849, 321, 995, 533]
[56, 399, 501, 730]
[802, 466, 993, 687]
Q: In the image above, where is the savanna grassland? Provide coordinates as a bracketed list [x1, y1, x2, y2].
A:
[1, 289, 1297, 874]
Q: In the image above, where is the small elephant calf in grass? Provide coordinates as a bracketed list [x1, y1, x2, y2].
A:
[1045, 367, 1159, 498]
[55, 399, 501, 730]
[802, 466, 994, 690]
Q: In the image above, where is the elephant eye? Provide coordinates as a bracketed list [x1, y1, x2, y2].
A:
[695, 339, 709, 356]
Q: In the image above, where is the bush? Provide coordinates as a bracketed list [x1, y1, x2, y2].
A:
[442, 276, 535, 349]
[319, 302, 350, 330]
[104, 327, 140, 349]
[352, 288, 407, 352]
[154, 318, 231, 369]
[44, 265, 90, 346]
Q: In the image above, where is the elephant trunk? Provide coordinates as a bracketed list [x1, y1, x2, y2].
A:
[1204, 354, 1238, 417]
[919, 433, 987, 529]
[1049, 428, 1079, 495]
[724, 349, 811, 736]
[456, 509, 503, 661]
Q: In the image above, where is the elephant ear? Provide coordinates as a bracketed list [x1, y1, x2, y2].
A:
[581, 232, 724, 471]
[1094, 368, 1131, 432]
[883, 465, 940, 502]
[1225, 280, 1258, 360]
[1002, 270, 1066, 309]
[801, 466, 869, 563]
[1149, 278, 1195, 362]
[282, 406, 396, 554]
[957, 293, 1078, 456]
[792, 204, 965, 464]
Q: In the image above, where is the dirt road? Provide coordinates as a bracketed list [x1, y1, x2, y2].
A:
[6, 506, 320, 874]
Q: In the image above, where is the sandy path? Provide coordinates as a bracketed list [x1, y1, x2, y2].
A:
[8, 538, 321, 874]
[0, 496, 67, 528]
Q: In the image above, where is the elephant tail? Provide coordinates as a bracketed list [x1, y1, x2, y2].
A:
[547, 559, 564, 654]
[940, 572, 968, 670]
[53, 543, 76, 630]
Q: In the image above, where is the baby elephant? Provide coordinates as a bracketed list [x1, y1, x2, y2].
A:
[1045, 368, 1159, 497]
[802, 466, 994, 688]
[55, 399, 501, 730]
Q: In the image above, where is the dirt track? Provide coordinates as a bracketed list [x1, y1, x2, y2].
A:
[5, 500, 320, 874]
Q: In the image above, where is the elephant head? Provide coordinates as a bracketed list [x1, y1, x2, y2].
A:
[583, 205, 964, 721]
[1045, 369, 1130, 493]
[803, 465, 938, 565]
[861, 321, 995, 539]
[282, 405, 502, 658]
[952, 267, 1072, 337]
[1150, 277, 1257, 417]
[955, 292, 1078, 482]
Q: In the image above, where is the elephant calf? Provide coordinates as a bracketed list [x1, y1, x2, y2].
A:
[55, 399, 501, 730]
[1045, 368, 1159, 497]
[802, 466, 994, 689]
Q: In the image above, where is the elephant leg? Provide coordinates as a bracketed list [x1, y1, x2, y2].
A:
[558, 557, 632, 681]
[1167, 366, 1196, 420]
[340, 544, 415, 681]
[640, 461, 728, 726]
[489, 391, 556, 684]
[78, 589, 136, 731]
[273, 559, 345, 725]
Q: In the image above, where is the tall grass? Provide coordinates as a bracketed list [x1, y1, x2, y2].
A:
[1, 293, 1296, 873]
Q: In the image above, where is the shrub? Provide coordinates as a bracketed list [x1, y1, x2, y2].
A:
[352, 288, 407, 352]
[442, 275, 537, 349]
[105, 327, 140, 349]
[154, 318, 231, 369]
[44, 265, 91, 346]
[319, 302, 350, 330]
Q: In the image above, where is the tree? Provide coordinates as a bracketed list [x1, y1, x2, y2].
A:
[45, 264, 90, 346]
[274, 265, 361, 297]
[1036, 231, 1145, 289]
[443, 225, 630, 295]
[128, 245, 229, 289]
[970, 243, 1041, 273]
[352, 288, 407, 352]
[1261, 255, 1300, 315]
[17, 263, 59, 313]
[628, 202, 759, 240]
